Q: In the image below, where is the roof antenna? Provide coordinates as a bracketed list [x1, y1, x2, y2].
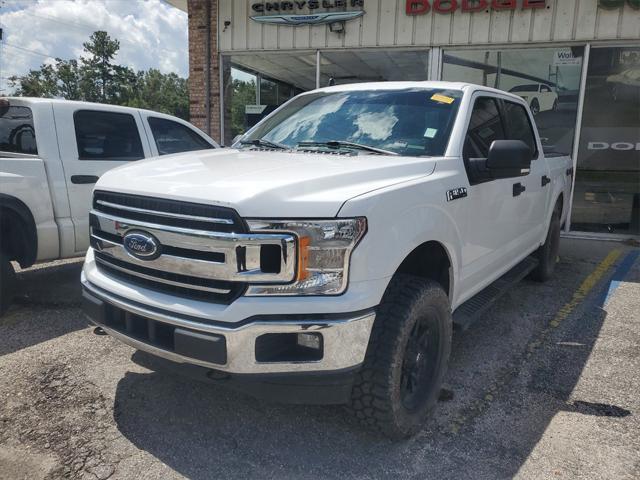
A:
[328, 77, 336, 87]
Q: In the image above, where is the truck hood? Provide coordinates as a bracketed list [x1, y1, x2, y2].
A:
[96, 149, 438, 217]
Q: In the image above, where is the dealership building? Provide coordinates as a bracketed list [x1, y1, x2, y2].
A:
[168, 0, 639, 238]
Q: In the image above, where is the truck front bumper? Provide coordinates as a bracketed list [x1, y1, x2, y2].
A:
[81, 280, 375, 377]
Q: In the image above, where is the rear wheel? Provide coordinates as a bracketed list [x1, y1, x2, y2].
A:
[349, 275, 452, 438]
[0, 254, 16, 316]
[530, 203, 561, 282]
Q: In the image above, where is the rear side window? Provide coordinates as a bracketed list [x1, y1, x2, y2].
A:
[0, 105, 37, 155]
[503, 101, 538, 158]
[463, 97, 505, 160]
[148, 117, 213, 155]
[74, 110, 144, 161]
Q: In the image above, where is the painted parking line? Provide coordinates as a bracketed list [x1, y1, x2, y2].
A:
[548, 249, 622, 329]
[597, 250, 640, 308]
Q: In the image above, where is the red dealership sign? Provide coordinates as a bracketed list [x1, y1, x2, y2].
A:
[406, 0, 546, 15]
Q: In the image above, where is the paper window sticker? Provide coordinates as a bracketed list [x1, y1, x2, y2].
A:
[424, 128, 438, 138]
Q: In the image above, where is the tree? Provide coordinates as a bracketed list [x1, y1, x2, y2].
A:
[126, 69, 189, 120]
[56, 59, 81, 99]
[9, 63, 57, 97]
[230, 78, 257, 138]
[79, 31, 136, 104]
[9, 31, 190, 119]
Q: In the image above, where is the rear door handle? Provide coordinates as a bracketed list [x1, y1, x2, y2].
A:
[513, 182, 526, 197]
[541, 175, 551, 187]
[71, 175, 99, 184]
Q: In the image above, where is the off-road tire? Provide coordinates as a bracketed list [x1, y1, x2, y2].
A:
[530, 203, 561, 282]
[349, 275, 452, 439]
[0, 254, 16, 316]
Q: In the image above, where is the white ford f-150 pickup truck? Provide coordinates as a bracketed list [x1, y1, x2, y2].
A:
[0, 97, 218, 314]
[81, 82, 572, 437]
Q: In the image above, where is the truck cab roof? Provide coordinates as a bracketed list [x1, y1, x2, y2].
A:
[311, 81, 527, 103]
[1, 96, 174, 118]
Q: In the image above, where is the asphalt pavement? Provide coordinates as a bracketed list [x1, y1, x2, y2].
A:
[0, 239, 638, 480]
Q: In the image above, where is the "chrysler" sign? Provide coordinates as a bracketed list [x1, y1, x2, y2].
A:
[251, 1, 365, 25]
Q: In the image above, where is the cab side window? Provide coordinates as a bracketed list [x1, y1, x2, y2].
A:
[463, 97, 505, 161]
[503, 101, 538, 159]
[74, 110, 144, 161]
[148, 117, 214, 155]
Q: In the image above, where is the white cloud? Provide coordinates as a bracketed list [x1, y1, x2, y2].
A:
[0, 0, 188, 93]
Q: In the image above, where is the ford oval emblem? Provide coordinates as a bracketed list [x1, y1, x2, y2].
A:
[122, 231, 161, 260]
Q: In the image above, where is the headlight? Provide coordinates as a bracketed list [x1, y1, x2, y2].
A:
[245, 218, 367, 296]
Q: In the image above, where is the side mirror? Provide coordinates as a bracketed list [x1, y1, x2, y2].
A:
[486, 140, 532, 179]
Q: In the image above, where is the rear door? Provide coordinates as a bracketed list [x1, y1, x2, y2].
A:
[53, 105, 152, 253]
[501, 99, 549, 251]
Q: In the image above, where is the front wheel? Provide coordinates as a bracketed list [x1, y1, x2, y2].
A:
[0, 254, 16, 316]
[349, 275, 452, 438]
[530, 99, 540, 115]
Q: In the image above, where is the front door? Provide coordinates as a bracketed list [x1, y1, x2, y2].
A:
[457, 95, 525, 300]
[53, 106, 152, 253]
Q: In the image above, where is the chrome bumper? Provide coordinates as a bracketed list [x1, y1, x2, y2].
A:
[82, 280, 375, 375]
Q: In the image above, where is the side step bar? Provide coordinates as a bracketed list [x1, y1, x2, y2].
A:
[452, 256, 539, 331]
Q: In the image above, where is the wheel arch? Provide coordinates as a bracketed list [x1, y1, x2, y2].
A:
[0, 193, 38, 267]
[392, 240, 454, 301]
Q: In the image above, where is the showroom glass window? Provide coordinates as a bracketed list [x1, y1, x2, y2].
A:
[319, 49, 429, 86]
[572, 47, 640, 235]
[222, 53, 312, 145]
[442, 47, 585, 157]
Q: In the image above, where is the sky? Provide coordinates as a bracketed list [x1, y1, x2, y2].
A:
[0, 0, 188, 94]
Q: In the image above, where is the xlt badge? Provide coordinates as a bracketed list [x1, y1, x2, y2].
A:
[446, 187, 468, 202]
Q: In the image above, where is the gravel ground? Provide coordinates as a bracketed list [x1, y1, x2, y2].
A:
[0, 239, 638, 480]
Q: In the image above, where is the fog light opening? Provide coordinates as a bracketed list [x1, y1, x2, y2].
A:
[255, 332, 323, 363]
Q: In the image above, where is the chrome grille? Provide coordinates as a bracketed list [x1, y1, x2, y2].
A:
[90, 191, 297, 304]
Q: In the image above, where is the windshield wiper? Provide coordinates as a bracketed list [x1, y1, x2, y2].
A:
[297, 140, 399, 156]
[240, 139, 288, 150]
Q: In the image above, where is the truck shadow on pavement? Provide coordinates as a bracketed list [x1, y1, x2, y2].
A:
[111, 248, 635, 479]
[0, 259, 88, 356]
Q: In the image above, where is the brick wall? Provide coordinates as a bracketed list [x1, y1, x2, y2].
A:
[187, 0, 221, 143]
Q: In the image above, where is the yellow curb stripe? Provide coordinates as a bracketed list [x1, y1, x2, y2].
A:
[548, 249, 622, 329]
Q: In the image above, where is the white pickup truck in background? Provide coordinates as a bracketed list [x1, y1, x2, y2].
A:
[0, 97, 218, 314]
[82, 81, 572, 437]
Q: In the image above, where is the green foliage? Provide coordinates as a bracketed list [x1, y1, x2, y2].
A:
[9, 31, 189, 120]
[230, 78, 256, 138]
[126, 69, 189, 120]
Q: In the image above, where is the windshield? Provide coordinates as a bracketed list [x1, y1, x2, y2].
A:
[239, 88, 463, 157]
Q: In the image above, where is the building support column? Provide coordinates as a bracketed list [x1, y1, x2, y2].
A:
[188, 0, 221, 143]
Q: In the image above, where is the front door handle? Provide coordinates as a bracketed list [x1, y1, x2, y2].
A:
[541, 175, 551, 187]
[71, 175, 99, 184]
[513, 182, 526, 197]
